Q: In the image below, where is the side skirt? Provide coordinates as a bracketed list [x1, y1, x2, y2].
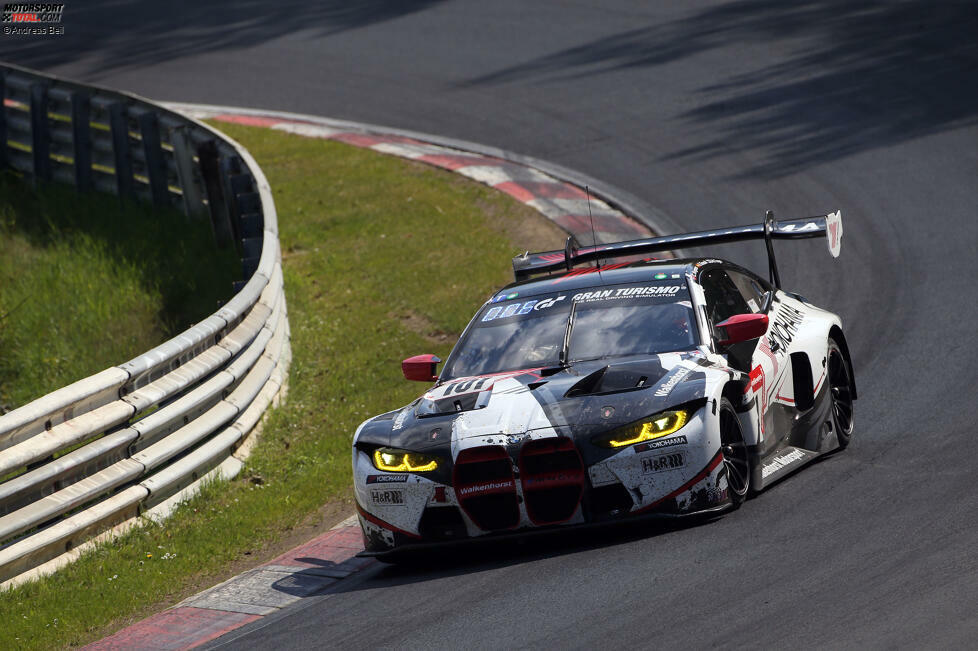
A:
[755, 445, 820, 491]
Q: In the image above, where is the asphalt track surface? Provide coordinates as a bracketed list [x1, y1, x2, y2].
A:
[4, 1, 977, 648]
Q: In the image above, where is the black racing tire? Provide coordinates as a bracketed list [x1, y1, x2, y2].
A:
[718, 397, 750, 510]
[827, 337, 855, 449]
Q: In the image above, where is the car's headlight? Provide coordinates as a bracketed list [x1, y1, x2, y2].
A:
[372, 447, 439, 472]
[592, 410, 689, 448]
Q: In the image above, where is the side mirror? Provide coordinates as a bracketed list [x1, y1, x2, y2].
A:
[402, 354, 441, 382]
[716, 313, 769, 346]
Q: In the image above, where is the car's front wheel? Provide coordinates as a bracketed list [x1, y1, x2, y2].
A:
[719, 397, 750, 509]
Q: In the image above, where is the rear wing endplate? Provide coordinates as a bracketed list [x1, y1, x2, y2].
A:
[512, 210, 843, 288]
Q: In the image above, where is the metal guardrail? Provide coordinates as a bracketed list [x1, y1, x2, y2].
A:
[0, 63, 290, 587]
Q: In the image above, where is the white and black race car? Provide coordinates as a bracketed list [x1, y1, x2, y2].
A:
[353, 211, 855, 555]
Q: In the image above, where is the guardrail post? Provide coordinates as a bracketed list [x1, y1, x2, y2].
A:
[136, 110, 169, 206]
[29, 82, 51, 182]
[225, 170, 265, 278]
[229, 175, 263, 234]
[169, 124, 205, 217]
[107, 101, 133, 198]
[197, 140, 234, 247]
[219, 155, 244, 247]
[70, 91, 92, 191]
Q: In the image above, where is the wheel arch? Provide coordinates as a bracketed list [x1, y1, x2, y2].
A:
[719, 379, 762, 495]
[721, 381, 744, 408]
[828, 325, 857, 400]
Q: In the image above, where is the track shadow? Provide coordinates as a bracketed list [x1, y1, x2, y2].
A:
[0, 0, 447, 75]
[0, 174, 238, 333]
[461, 0, 978, 178]
[322, 514, 719, 595]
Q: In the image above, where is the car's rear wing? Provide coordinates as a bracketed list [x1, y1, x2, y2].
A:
[512, 210, 842, 288]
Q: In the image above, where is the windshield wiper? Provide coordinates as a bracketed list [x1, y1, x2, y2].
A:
[559, 301, 578, 367]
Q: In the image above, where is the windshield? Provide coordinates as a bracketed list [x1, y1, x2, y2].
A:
[442, 281, 697, 379]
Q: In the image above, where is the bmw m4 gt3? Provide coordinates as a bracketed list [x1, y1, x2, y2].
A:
[353, 211, 856, 554]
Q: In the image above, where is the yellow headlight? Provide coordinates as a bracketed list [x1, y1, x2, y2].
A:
[372, 448, 438, 472]
[597, 410, 688, 448]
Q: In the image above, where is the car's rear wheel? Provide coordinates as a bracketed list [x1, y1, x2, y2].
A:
[828, 338, 855, 449]
[719, 397, 750, 509]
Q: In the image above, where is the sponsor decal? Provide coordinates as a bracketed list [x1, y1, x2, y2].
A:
[654, 365, 692, 397]
[572, 289, 613, 302]
[533, 295, 567, 310]
[425, 368, 543, 401]
[708, 487, 728, 504]
[457, 479, 514, 496]
[600, 405, 615, 419]
[481, 296, 568, 322]
[761, 448, 807, 478]
[755, 338, 780, 386]
[444, 377, 491, 395]
[654, 272, 668, 280]
[748, 365, 764, 394]
[747, 364, 767, 426]
[431, 486, 448, 503]
[691, 258, 723, 280]
[370, 489, 405, 505]
[506, 433, 530, 445]
[642, 451, 687, 473]
[633, 435, 687, 452]
[366, 474, 409, 484]
[429, 428, 442, 441]
[491, 292, 520, 303]
[572, 285, 682, 303]
[671, 274, 681, 279]
[482, 300, 537, 322]
[767, 304, 804, 354]
[391, 409, 408, 431]
[523, 472, 580, 488]
[778, 221, 820, 233]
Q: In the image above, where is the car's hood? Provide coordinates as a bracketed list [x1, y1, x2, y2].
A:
[356, 350, 738, 457]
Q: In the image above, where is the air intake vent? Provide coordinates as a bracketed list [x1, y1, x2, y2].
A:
[418, 506, 467, 540]
[519, 437, 585, 525]
[588, 482, 634, 517]
[453, 446, 519, 531]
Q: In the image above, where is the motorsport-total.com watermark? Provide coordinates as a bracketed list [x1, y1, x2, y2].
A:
[2, 3, 64, 36]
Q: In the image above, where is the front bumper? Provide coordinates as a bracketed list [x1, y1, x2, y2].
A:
[353, 408, 730, 553]
[357, 493, 731, 559]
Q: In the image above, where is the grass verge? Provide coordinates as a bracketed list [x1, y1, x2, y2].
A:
[0, 123, 565, 648]
[0, 174, 238, 411]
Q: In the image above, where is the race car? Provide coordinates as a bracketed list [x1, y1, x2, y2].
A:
[352, 210, 856, 554]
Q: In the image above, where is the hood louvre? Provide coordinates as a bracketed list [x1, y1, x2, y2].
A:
[564, 360, 673, 398]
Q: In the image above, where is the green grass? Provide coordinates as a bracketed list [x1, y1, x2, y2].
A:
[0, 174, 238, 411]
[0, 123, 565, 648]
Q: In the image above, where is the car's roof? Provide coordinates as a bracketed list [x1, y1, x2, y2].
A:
[491, 257, 722, 300]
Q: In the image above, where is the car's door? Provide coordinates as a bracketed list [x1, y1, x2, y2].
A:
[726, 267, 804, 454]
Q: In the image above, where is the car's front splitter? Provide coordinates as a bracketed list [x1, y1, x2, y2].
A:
[355, 496, 732, 560]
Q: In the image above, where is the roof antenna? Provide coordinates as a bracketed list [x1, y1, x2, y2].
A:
[585, 185, 602, 279]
